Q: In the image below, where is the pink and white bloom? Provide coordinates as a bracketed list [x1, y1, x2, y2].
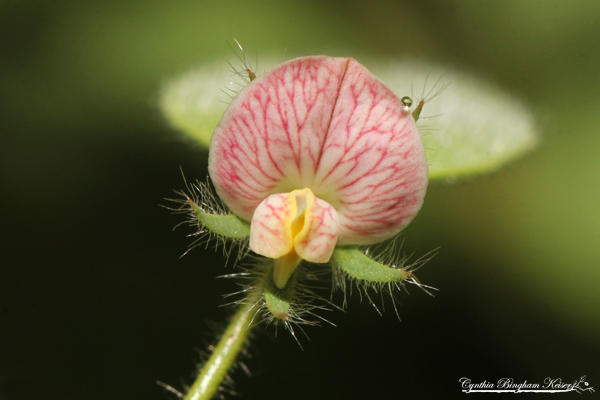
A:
[209, 56, 428, 288]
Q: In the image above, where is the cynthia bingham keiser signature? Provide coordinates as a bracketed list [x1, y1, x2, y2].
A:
[459, 376, 595, 394]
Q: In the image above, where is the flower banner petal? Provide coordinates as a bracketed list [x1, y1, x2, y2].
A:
[209, 57, 350, 221]
[210, 56, 428, 246]
[312, 58, 428, 245]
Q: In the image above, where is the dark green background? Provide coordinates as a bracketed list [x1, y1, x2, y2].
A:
[1, 1, 599, 399]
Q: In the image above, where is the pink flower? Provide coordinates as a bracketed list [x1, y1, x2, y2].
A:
[209, 56, 428, 288]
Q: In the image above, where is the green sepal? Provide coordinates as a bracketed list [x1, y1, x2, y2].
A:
[263, 261, 297, 320]
[188, 201, 250, 239]
[332, 247, 410, 283]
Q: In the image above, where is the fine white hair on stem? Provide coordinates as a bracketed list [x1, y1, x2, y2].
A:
[156, 310, 253, 400]
[193, 312, 254, 400]
[218, 259, 341, 348]
[156, 381, 184, 399]
[163, 169, 249, 265]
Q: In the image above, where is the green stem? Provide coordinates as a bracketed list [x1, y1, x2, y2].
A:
[184, 292, 261, 400]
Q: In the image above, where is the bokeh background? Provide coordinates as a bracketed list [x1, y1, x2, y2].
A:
[1, 1, 599, 399]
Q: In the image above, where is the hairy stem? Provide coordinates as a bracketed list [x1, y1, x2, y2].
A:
[185, 292, 260, 400]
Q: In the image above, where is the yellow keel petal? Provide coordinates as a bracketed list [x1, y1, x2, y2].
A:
[273, 250, 302, 289]
[250, 188, 340, 289]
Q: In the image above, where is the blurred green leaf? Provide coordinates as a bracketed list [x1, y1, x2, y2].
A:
[371, 58, 539, 181]
[159, 61, 229, 148]
[160, 56, 539, 180]
[159, 57, 281, 148]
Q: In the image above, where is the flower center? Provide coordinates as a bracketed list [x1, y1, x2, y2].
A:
[249, 188, 340, 288]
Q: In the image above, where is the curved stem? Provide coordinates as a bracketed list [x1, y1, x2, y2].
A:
[185, 292, 261, 400]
